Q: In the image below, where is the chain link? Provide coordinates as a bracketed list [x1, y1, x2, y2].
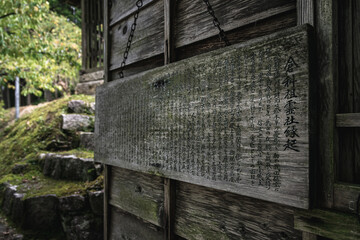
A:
[118, 0, 143, 78]
[202, 0, 230, 46]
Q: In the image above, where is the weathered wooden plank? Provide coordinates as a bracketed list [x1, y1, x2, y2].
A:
[302, 232, 318, 240]
[109, 167, 164, 227]
[175, 182, 302, 240]
[336, 113, 360, 127]
[80, 70, 104, 83]
[109, 0, 164, 71]
[297, 0, 314, 26]
[110, 55, 164, 81]
[334, 183, 360, 214]
[176, 10, 297, 61]
[314, 0, 337, 208]
[112, 11, 296, 80]
[175, 0, 295, 48]
[109, 0, 157, 27]
[96, 25, 315, 209]
[109, 206, 164, 240]
[294, 209, 360, 240]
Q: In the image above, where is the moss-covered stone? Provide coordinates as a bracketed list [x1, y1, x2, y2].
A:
[0, 95, 95, 177]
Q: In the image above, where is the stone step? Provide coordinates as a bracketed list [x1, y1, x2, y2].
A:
[40, 153, 101, 181]
[61, 114, 94, 132]
[0, 183, 103, 240]
[67, 100, 95, 115]
[79, 132, 94, 151]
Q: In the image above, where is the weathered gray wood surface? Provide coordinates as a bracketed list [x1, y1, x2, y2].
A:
[109, 167, 164, 227]
[333, 183, 360, 214]
[96, 25, 314, 209]
[336, 113, 360, 127]
[314, 0, 337, 208]
[174, 0, 295, 48]
[109, 206, 163, 240]
[80, 70, 104, 83]
[175, 182, 302, 240]
[297, 0, 314, 26]
[109, 0, 164, 71]
[294, 209, 360, 240]
[108, 0, 295, 73]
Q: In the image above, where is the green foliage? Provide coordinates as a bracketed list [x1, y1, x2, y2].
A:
[0, 100, 10, 129]
[0, 0, 81, 97]
[48, 0, 81, 27]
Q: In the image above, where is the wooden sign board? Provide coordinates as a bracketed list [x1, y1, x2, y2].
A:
[95, 25, 315, 209]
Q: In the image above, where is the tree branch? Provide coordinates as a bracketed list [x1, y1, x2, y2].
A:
[0, 12, 16, 20]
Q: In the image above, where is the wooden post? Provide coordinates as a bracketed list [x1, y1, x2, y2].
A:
[315, 0, 338, 208]
[104, 165, 110, 240]
[297, 0, 315, 26]
[81, 0, 87, 70]
[164, 0, 176, 239]
[104, 0, 110, 83]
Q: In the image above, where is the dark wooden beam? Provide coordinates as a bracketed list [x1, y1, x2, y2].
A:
[164, 1, 176, 239]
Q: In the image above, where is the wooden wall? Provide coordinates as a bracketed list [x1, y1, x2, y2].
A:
[337, 0, 360, 184]
[100, 0, 360, 239]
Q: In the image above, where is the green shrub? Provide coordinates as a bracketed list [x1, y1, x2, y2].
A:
[0, 101, 10, 129]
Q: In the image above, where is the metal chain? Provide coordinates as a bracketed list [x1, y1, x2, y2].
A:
[202, 0, 231, 46]
[118, 0, 143, 78]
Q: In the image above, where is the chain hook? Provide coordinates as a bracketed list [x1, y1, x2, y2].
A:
[118, 0, 143, 79]
[202, 0, 231, 47]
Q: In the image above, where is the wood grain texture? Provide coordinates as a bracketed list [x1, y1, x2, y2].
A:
[334, 183, 360, 214]
[176, 10, 297, 61]
[174, 182, 302, 240]
[336, 113, 360, 127]
[109, 167, 164, 227]
[111, 11, 296, 80]
[314, 0, 337, 208]
[294, 209, 360, 240]
[109, 206, 164, 240]
[96, 25, 315, 209]
[174, 0, 295, 48]
[109, 0, 156, 27]
[110, 55, 164, 81]
[338, 0, 355, 183]
[297, 0, 314, 26]
[302, 232, 318, 240]
[109, 0, 164, 71]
